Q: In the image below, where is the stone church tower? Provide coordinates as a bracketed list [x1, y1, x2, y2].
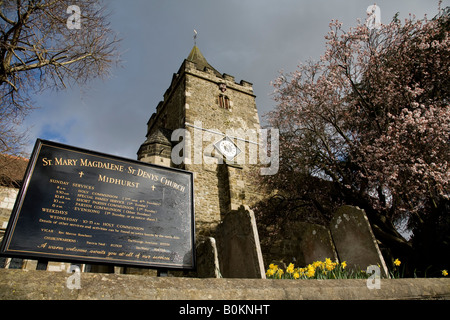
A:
[138, 45, 263, 236]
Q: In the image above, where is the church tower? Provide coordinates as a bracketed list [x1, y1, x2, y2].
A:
[138, 45, 263, 236]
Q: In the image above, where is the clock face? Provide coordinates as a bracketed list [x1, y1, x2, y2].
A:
[219, 140, 237, 157]
[214, 137, 240, 161]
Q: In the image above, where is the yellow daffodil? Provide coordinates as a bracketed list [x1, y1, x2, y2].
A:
[325, 258, 334, 271]
[394, 259, 401, 266]
[341, 261, 347, 269]
[276, 269, 284, 279]
[293, 272, 300, 279]
[286, 263, 295, 274]
[306, 265, 315, 278]
[442, 270, 448, 277]
[313, 261, 323, 269]
[266, 269, 275, 277]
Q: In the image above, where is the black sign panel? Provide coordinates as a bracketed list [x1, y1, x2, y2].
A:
[0, 139, 195, 270]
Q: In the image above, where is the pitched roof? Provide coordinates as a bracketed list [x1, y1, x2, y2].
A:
[186, 45, 222, 77]
[145, 127, 172, 146]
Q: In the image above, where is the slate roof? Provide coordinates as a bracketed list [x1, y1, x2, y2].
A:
[145, 127, 172, 146]
[186, 45, 222, 77]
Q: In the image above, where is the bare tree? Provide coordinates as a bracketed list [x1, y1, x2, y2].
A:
[0, 0, 120, 155]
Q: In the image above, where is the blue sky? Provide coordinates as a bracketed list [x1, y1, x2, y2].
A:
[19, 0, 447, 159]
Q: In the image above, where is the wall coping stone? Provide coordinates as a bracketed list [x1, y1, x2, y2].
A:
[0, 269, 449, 300]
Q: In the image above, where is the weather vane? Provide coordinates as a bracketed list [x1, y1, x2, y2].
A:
[194, 29, 198, 46]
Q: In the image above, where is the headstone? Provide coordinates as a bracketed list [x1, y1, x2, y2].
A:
[330, 206, 389, 276]
[195, 237, 221, 278]
[22, 259, 38, 270]
[47, 261, 70, 272]
[123, 267, 157, 276]
[216, 205, 265, 278]
[277, 221, 338, 266]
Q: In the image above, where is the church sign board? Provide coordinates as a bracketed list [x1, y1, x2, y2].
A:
[0, 139, 195, 270]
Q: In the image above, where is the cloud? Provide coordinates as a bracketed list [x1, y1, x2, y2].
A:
[18, 0, 446, 159]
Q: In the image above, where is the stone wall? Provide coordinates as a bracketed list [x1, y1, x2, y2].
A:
[1, 269, 449, 300]
[183, 60, 263, 236]
[0, 186, 18, 227]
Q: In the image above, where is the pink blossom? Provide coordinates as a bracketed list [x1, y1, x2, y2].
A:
[263, 8, 449, 223]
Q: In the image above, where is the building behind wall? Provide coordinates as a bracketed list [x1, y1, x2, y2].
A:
[0, 154, 29, 227]
[0, 154, 29, 269]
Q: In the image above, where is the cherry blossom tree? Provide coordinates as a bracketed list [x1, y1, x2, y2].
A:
[259, 5, 449, 274]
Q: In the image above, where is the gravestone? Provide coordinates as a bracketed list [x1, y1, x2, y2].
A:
[215, 205, 265, 278]
[330, 206, 388, 276]
[195, 237, 221, 278]
[277, 221, 338, 266]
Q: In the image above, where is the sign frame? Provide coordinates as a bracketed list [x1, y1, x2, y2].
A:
[0, 139, 196, 271]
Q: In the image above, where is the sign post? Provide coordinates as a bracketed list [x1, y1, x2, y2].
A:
[0, 139, 195, 271]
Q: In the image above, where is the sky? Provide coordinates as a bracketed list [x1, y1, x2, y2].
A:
[19, 0, 447, 160]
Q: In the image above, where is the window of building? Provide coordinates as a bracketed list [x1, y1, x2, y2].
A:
[218, 95, 230, 110]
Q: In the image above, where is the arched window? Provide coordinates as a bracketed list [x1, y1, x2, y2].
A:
[218, 95, 230, 110]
